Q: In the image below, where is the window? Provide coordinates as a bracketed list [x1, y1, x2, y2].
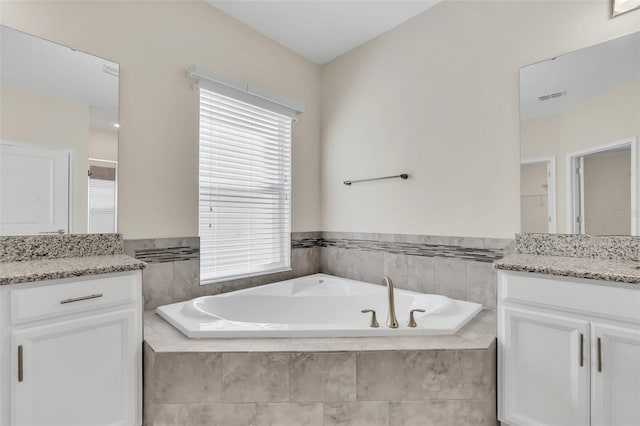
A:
[88, 159, 117, 234]
[199, 88, 292, 283]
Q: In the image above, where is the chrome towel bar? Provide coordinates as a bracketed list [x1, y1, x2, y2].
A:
[343, 173, 408, 186]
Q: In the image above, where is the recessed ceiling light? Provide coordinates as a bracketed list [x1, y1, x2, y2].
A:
[113, 123, 120, 128]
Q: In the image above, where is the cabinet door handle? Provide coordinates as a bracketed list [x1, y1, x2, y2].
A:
[597, 337, 602, 373]
[60, 293, 103, 304]
[18, 345, 23, 382]
[579, 333, 584, 367]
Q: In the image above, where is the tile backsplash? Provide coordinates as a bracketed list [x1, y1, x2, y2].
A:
[129, 232, 510, 311]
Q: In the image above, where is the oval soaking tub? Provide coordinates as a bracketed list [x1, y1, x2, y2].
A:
[156, 273, 482, 338]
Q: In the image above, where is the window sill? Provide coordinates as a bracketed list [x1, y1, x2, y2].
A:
[199, 267, 292, 286]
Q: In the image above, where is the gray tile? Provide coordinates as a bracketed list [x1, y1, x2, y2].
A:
[383, 252, 408, 289]
[187, 403, 257, 426]
[483, 238, 513, 250]
[451, 237, 485, 249]
[290, 353, 356, 402]
[434, 257, 466, 300]
[466, 261, 497, 309]
[423, 345, 495, 400]
[222, 353, 289, 402]
[407, 255, 435, 294]
[389, 401, 453, 426]
[256, 403, 323, 426]
[152, 404, 188, 426]
[357, 250, 385, 284]
[451, 399, 497, 426]
[144, 343, 156, 425]
[357, 351, 423, 401]
[292, 247, 321, 277]
[154, 352, 222, 403]
[324, 401, 390, 426]
[143, 262, 175, 310]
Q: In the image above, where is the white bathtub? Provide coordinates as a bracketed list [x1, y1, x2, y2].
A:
[156, 274, 482, 338]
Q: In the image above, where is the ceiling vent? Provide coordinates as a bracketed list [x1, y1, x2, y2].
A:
[539, 90, 566, 101]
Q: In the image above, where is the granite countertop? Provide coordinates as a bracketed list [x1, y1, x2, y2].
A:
[143, 309, 496, 353]
[0, 254, 146, 285]
[494, 254, 640, 284]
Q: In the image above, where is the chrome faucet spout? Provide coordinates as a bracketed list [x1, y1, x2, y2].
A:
[383, 276, 399, 328]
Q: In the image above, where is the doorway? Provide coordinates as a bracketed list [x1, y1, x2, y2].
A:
[521, 157, 557, 233]
[568, 138, 637, 235]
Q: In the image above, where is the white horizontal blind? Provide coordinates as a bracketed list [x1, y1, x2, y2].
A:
[199, 88, 292, 283]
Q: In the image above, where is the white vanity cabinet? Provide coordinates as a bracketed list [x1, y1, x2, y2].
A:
[498, 270, 640, 426]
[0, 270, 143, 426]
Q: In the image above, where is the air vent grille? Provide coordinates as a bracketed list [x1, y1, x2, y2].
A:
[539, 90, 566, 101]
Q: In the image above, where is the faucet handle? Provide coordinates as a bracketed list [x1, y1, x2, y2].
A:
[407, 309, 426, 328]
[361, 309, 379, 328]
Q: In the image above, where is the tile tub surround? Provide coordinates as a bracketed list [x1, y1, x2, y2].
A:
[125, 234, 321, 310]
[143, 310, 497, 426]
[130, 232, 509, 311]
[0, 233, 123, 262]
[320, 232, 512, 309]
[494, 254, 640, 285]
[516, 233, 640, 261]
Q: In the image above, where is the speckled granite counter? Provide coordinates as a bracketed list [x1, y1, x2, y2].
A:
[0, 254, 146, 285]
[494, 254, 640, 284]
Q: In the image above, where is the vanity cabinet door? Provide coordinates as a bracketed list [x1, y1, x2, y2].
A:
[501, 307, 590, 426]
[591, 322, 640, 426]
[11, 308, 138, 426]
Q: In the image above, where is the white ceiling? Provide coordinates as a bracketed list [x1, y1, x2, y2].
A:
[520, 31, 640, 121]
[1, 26, 119, 132]
[206, 1, 443, 65]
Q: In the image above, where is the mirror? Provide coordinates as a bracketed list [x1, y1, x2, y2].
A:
[0, 26, 119, 236]
[520, 31, 640, 236]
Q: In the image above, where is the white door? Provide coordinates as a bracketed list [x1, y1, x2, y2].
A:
[591, 322, 640, 426]
[502, 307, 590, 426]
[0, 142, 70, 236]
[11, 309, 137, 426]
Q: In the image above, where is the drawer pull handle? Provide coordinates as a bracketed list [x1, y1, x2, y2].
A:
[60, 293, 103, 304]
[18, 345, 23, 382]
[579, 333, 584, 367]
[597, 337, 603, 373]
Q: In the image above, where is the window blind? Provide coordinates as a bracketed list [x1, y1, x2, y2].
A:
[199, 88, 292, 283]
[88, 167, 116, 234]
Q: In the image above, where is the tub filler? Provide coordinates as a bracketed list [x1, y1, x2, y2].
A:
[156, 273, 482, 338]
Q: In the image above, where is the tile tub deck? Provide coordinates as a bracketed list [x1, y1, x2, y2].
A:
[143, 310, 497, 426]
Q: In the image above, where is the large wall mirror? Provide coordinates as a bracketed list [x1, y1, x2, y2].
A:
[0, 26, 119, 236]
[520, 31, 640, 236]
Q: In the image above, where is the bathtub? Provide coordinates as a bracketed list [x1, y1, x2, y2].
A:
[156, 273, 483, 338]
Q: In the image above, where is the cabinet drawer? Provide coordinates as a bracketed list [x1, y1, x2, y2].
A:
[499, 272, 640, 323]
[10, 272, 140, 325]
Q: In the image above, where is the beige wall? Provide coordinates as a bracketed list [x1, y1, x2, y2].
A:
[0, 86, 89, 232]
[521, 162, 549, 234]
[584, 150, 631, 235]
[320, 0, 639, 238]
[522, 79, 640, 233]
[0, 0, 321, 239]
[88, 129, 118, 162]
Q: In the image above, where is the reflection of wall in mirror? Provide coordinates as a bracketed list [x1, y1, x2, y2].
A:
[88, 129, 118, 162]
[521, 79, 640, 233]
[521, 162, 549, 233]
[584, 150, 631, 235]
[0, 86, 89, 232]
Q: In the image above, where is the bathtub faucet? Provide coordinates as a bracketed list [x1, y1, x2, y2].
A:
[383, 276, 399, 328]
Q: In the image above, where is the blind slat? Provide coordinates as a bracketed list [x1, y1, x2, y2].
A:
[199, 88, 292, 283]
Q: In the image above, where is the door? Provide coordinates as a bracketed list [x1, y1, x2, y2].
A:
[11, 309, 137, 426]
[502, 307, 590, 426]
[591, 322, 640, 426]
[0, 142, 70, 236]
